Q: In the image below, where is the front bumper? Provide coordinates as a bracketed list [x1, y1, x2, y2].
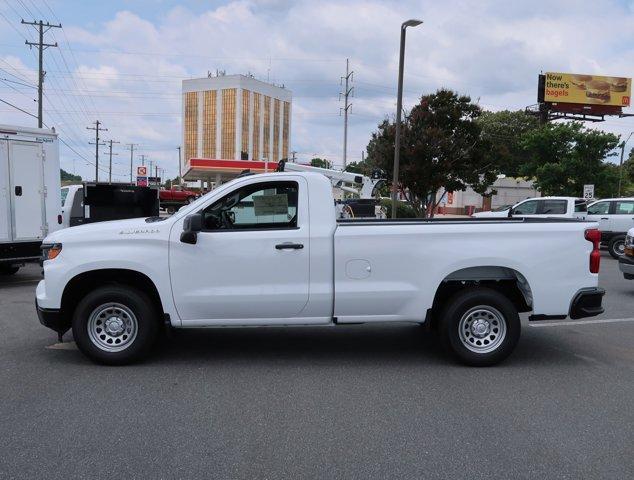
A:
[35, 299, 69, 335]
[569, 287, 605, 319]
[618, 255, 634, 280]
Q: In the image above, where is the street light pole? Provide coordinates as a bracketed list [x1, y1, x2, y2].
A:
[391, 19, 422, 219]
[618, 132, 633, 197]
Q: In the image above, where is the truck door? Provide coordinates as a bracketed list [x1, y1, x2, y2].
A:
[587, 200, 612, 233]
[0, 140, 10, 242]
[169, 178, 310, 322]
[9, 141, 45, 241]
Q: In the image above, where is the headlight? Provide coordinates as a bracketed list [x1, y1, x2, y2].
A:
[41, 243, 62, 261]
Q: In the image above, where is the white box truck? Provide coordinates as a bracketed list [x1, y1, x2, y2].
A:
[0, 124, 62, 274]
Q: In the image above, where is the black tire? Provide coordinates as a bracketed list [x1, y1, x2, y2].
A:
[0, 265, 20, 275]
[608, 235, 626, 259]
[439, 287, 520, 367]
[72, 285, 160, 365]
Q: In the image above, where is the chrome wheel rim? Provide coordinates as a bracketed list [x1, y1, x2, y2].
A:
[87, 303, 138, 352]
[458, 305, 507, 354]
[614, 241, 625, 256]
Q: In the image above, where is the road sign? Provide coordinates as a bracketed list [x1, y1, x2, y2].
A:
[137, 166, 147, 176]
[583, 184, 594, 199]
[136, 176, 148, 187]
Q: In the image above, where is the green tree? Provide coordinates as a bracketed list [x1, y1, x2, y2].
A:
[478, 110, 539, 177]
[310, 157, 332, 169]
[60, 168, 82, 182]
[520, 122, 620, 197]
[366, 89, 494, 217]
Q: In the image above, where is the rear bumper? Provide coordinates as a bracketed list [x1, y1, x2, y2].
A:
[35, 299, 69, 335]
[618, 255, 634, 279]
[569, 287, 605, 320]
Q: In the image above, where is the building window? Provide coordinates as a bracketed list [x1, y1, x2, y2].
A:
[282, 101, 290, 160]
[221, 88, 236, 159]
[273, 99, 280, 162]
[252, 92, 261, 161]
[241, 89, 250, 159]
[263, 96, 271, 161]
[203, 90, 216, 158]
[184, 92, 198, 164]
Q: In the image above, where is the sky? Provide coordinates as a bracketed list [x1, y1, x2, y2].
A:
[1, 0, 634, 182]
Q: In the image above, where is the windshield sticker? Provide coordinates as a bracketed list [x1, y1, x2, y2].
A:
[253, 194, 288, 216]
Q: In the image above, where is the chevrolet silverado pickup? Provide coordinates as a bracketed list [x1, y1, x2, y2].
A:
[36, 172, 605, 366]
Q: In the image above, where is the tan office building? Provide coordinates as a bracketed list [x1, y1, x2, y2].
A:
[182, 74, 292, 183]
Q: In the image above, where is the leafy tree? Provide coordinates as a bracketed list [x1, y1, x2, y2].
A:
[366, 89, 494, 217]
[477, 110, 539, 177]
[520, 122, 619, 197]
[60, 168, 81, 182]
[310, 157, 332, 169]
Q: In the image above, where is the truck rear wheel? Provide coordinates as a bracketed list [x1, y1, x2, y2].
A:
[72, 285, 160, 365]
[608, 235, 626, 259]
[439, 287, 520, 367]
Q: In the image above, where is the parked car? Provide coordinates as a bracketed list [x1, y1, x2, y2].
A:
[618, 228, 634, 279]
[159, 185, 198, 213]
[472, 197, 588, 219]
[1, 125, 62, 275]
[586, 198, 634, 259]
[36, 172, 604, 366]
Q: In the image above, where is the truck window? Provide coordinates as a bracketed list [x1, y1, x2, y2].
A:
[588, 201, 609, 215]
[513, 200, 538, 215]
[615, 200, 634, 214]
[541, 200, 567, 214]
[60, 187, 69, 207]
[574, 200, 587, 213]
[202, 181, 298, 230]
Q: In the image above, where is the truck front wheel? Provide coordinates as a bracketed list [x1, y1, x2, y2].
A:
[439, 287, 520, 367]
[72, 285, 160, 365]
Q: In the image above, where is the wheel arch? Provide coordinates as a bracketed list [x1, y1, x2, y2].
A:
[427, 266, 533, 329]
[60, 268, 164, 325]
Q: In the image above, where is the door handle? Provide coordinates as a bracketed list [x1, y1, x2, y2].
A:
[14, 186, 22, 196]
[601, 217, 609, 220]
[275, 242, 304, 250]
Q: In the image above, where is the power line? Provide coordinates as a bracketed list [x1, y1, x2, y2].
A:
[0, 96, 37, 119]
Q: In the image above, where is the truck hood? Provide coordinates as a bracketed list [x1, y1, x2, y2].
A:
[43, 217, 170, 244]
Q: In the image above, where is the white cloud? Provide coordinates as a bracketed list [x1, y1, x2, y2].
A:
[2, 0, 634, 180]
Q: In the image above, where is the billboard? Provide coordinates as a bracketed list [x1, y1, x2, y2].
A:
[543, 72, 631, 107]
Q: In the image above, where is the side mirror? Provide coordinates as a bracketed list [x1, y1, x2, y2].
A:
[507, 208, 514, 218]
[180, 213, 203, 244]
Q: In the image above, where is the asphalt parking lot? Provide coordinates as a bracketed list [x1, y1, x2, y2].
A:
[1, 252, 632, 479]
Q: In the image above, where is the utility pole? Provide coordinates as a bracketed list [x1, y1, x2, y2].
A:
[340, 58, 354, 169]
[126, 143, 138, 183]
[290, 151, 297, 163]
[618, 132, 633, 197]
[22, 19, 61, 128]
[139, 154, 147, 166]
[87, 120, 107, 182]
[177, 146, 182, 185]
[155, 165, 159, 186]
[107, 139, 119, 184]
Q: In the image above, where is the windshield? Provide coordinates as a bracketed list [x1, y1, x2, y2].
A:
[60, 187, 68, 207]
[492, 204, 512, 212]
[172, 176, 253, 218]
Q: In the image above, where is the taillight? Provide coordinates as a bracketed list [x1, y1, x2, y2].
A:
[585, 228, 601, 274]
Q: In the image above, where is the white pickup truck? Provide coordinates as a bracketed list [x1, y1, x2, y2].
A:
[472, 196, 588, 219]
[36, 172, 605, 366]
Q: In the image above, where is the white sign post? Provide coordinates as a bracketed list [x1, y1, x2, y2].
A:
[583, 184, 594, 200]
